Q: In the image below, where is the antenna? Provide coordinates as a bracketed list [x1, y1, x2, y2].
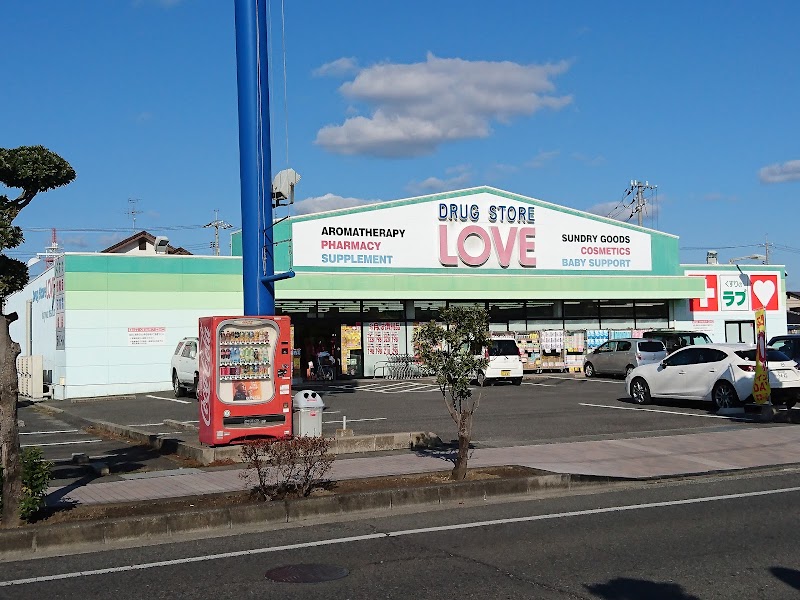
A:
[127, 198, 143, 231]
[44, 228, 60, 268]
[204, 210, 234, 256]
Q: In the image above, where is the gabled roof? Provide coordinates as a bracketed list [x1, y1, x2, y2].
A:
[101, 230, 192, 255]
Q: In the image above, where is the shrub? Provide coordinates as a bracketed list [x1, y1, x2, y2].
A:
[0, 446, 53, 522]
[240, 436, 335, 500]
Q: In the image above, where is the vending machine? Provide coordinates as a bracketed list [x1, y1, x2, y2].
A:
[197, 315, 293, 446]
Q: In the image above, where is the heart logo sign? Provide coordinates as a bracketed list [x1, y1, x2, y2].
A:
[753, 279, 775, 309]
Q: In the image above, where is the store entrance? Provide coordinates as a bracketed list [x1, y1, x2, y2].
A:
[299, 323, 340, 381]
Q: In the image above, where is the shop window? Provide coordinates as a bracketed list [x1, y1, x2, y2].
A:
[634, 301, 669, 329]
[489, 301, 525, 323]
[447, 301, 487, 311]
[362, 300, 404, 321]
[414, 301, 445, 322]
[600, 300, 634, 320]
[564, 300, 599, 319]
[527, 301, 561, 320]
[276, 301, 317, 319]
[317, 300, 361, 321]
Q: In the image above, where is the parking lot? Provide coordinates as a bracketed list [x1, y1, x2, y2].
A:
[20, 373, 799, 480]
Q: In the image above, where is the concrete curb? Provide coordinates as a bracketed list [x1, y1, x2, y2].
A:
[34, 404, 443, 465]
[0, 471, 616, 556]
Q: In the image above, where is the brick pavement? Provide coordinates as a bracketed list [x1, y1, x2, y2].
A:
[44, 425, 800, 507]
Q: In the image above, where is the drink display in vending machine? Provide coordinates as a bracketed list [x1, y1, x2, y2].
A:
[197, 316, 293, 446]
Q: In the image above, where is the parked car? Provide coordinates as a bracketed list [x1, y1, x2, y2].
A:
[768, 334, 800, 367]
[641, 330, 713, 354]
[171, 337, 199, 397]
[583, 338, 667, 378]
[625, 343, 800, 409]
[476, 338, 523, 386]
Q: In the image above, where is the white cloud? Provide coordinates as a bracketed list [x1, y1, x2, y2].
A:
[572, 153, 606, 167]
[61, 236, 90, 249]
[525, 150, 560, 169]
[406, 166, 472, 194]
[313, 57, 360, 78]
[293, 193, 380, 215]
[759, 159, 800, 184]
[315, 53, 572, 158]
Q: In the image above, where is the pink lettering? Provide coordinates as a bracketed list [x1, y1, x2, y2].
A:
[518, 227, 536, 267]
[438, 225, 458, 266]
[457, 226, 491, 267]
[489, 226, 517, 268]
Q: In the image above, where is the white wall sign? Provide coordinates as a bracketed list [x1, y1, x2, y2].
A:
[127, 327, 167, 346]
[292, 192, 652, 272]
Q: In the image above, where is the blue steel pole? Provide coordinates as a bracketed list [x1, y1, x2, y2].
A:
[234, 0, 274, 316]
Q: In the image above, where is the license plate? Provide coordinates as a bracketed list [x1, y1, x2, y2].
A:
[501, 370, 511, 376]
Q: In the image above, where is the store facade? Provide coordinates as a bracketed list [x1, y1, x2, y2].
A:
[240, 187, 788, 378]
[5, 186, 788, 399]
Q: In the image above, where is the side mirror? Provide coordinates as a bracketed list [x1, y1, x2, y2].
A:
[660, 360, 667, 368]
[593, 348, 599, 354]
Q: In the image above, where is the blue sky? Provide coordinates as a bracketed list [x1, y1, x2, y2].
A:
[3, 1, 800, 287]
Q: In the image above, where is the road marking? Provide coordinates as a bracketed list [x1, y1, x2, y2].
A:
[521, 382, 555, 387]
[356, 382, 440, 394]
[4, 485, 799, 587]
[146, 394, 191, 405]
[579, 402, 744, 420]
[534, 375, 621, 384]
[21, 440, 103, 448]
[323, 417, 388, 424]
[20, 430, 79, 436]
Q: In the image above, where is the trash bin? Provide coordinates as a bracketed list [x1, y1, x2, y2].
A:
[292, 390, 326, 437]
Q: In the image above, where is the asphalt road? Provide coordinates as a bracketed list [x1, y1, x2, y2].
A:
[2, 468, 799, 598]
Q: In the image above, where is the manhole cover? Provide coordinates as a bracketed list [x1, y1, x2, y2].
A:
[265, 564, 349, 583]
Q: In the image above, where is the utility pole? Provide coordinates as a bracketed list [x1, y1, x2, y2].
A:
[127, 198, 143, 231]
[628, 180, 657, 227]
[204, 210, 233, 256]
[765, 234, 770, 264]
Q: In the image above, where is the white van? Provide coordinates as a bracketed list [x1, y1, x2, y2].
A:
[477, 338, 524, 386]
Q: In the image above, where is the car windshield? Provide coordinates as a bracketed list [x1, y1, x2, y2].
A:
[735, 349, 791, 362]
[638, 341, 664, 352]
[490, 340, 519, 356]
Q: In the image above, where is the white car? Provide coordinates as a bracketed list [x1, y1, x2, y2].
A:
[625, 343, 800, 409]
[171, 337, 199, 397]
[477, 338, 524, 386]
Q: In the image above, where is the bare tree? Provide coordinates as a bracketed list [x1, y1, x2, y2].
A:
[1, 146, 75, 526]
[413, 306, 489, 480]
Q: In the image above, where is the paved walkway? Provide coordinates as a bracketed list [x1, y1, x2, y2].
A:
[45, 425, 800, 506]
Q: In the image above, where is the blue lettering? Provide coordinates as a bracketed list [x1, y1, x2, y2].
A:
[438, 203, 448, 221]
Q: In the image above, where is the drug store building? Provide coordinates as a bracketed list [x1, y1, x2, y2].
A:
[240, 186, 789, 378]
[5, 186, 788, 400]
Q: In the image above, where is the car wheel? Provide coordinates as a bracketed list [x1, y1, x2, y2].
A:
[625, 365, 634, 378]
[785, 400, 796, 410]
[513, 377, 523, 386]
[173, 371, 186, 398]
[630, 377, 651, 405]
[477, 371, 488, 387]
[584, 362, 595, 378]
[712, 381, 740, 410]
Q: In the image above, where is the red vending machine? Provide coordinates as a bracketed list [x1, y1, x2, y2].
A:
[197, 316, 293, 446]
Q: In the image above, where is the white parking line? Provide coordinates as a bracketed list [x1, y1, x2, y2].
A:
[578, 402, 743, 420]
[323, 417, 388, 424]
[522, 382, 555, 387]
[22, 439, 103, 448]
[20, 430, 79, 435]
[146, 394, 191, 404]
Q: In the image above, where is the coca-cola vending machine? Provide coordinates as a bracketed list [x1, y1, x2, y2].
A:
[197, 316, 293, 446]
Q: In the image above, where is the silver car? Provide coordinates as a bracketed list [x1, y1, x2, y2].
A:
[584, 338, 667, 378]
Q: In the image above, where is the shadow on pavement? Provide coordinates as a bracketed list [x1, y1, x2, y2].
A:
[771, 566, 800, 591]
[585, 577, 700, 599]
[412, 441, 477, 466]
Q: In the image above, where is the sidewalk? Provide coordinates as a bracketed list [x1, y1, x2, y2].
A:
[46, 425, 800, 506]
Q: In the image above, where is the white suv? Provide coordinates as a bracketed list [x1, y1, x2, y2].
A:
[477, 338, 524, 386]
[171, 337, 199, 397]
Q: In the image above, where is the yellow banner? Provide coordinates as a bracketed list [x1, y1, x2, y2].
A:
[753, 308, 770, 404]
